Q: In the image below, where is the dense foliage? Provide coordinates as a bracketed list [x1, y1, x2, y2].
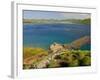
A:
[47, 50, 91, 68]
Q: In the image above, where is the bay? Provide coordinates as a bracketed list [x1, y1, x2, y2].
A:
[23, 23, 90, 50]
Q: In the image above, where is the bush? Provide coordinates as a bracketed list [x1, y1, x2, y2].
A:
[54, 50, 91, 67]
[80, 56, 91, 66]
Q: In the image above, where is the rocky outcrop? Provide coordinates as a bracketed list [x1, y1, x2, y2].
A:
[49, 36, 90, 52]
[49, 42, 64, 53]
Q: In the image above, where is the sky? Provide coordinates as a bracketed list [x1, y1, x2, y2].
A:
[23, 10, 90, 19]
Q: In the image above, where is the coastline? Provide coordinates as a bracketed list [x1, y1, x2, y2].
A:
[23, 36, 91, 69]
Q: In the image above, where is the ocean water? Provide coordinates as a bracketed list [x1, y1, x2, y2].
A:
[23, 23, 90, 50]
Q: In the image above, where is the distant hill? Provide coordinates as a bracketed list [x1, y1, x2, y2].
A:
[68, 18, 90, 25]
[23, 18, 91, 24]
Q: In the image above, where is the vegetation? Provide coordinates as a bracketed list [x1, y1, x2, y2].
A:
[23, 48, 49, 69]
[23, 48, 48, 59]
[47, 50, 91, 68]
[68, 18, 91, 25]
[79, 18, 91, 24]
[23, 48, 91, 69]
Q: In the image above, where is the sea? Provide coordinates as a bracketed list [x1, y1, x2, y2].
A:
[23, 23, 90, 50]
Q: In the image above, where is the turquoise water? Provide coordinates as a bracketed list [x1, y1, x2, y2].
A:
[23, 23, 90, 50]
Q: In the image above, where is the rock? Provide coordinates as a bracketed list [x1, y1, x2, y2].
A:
[49, 42, 64, 53]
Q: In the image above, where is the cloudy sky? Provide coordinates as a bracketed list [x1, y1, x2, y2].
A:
[23, 10, 90, 19]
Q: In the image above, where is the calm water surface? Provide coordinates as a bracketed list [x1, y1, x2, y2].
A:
[23, 23, 90, 50]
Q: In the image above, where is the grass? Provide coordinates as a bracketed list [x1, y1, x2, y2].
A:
[23, 47, 48, 59]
